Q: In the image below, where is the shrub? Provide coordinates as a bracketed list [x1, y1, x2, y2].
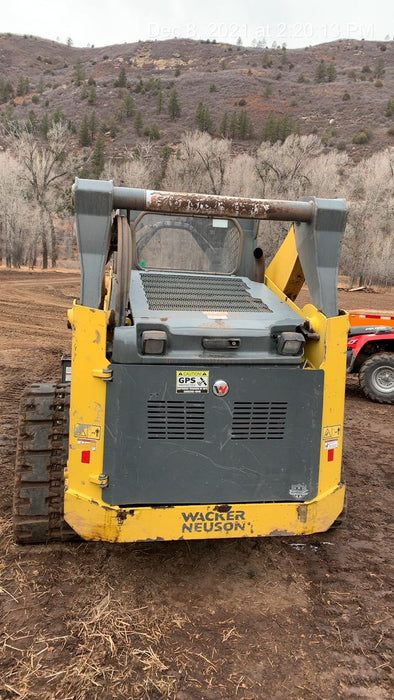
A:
[386, 99, 394, 117]
[352, 129, 373, 144]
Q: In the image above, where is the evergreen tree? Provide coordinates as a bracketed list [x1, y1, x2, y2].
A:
[52, 108, 65, 125]
[327, 62, 337, 82]
[238, 110, 253, 138]
[229, 111, 239, 138]
[114, 66, 127, 88]
[156, 89, 163, 114]
[120, 92, 135, 118]
[220, 112, 229, 137]
[91, 134, 106, 177]
[40, 113, 50, 138]
[16, 76, 29, 96]
[196, 102, 213, 132]
[88, 85, 97, 104]
[73, 59, 86, 85]
[315, 60, 327, 83]
[280, 46, 288, 65]
[89, 111, 98, 140]
[374, 57, 385, 79]
[262, 112, 278, 142]
[385, 98, 394, 117]
[79, 115, 91, 146]
[149, 122, 160, 140]
[26, 110, 38, 133]
[168, 88, 181, 120]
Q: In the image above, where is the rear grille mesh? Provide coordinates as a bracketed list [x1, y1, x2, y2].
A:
[148, 401, 205, 440]
[231, 402, 288, 440]
[140, 273, 270, 312]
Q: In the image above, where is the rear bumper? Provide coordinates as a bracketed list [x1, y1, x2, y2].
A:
[64, 483, 345, 542]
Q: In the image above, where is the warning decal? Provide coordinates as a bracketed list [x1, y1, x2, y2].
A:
[176, 370, 209, 393]
[322, 424, 341, 440]
[74, 424, 102, 440]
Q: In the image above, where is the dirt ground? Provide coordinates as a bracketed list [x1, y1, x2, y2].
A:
[0, 269, 392, 700]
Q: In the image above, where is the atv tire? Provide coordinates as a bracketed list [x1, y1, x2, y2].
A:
[13, 383, 79, 544]
[359, 352, 394, 404]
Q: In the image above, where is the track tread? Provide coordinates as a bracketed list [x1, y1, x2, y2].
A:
[13, 382, 79, 544]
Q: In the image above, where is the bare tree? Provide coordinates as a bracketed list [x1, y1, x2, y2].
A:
[0, 152, 37, 267]
[164, 131, 231, 194]
[343, 150, 394, 286]
[104, 141, 158, 189]
[5, 123, 80, 268]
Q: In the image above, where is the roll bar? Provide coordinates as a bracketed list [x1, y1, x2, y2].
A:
[73, 178, 347, 317]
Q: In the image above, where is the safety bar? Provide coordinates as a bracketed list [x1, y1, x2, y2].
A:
[112, 188, 315, 223]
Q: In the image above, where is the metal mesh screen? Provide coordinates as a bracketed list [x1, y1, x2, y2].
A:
[140, 273, 270, 312]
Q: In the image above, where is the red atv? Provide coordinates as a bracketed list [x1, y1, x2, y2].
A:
[347, 310, 394, 404]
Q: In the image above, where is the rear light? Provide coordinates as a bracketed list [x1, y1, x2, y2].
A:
[141, 330, 167, 355]
[275, 332, 305, 356]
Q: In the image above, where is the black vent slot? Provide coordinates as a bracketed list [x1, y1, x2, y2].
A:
[148, 401, 205, 440]
[231, 402, 287, 440]
[140, 273, 270, 312]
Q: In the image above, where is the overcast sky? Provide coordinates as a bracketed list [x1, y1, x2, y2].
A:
[2, 0, 393, 49]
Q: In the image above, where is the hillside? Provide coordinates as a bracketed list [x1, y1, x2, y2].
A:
[1, 33, 394, 156]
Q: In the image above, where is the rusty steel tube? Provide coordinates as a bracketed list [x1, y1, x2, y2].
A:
[113, 187, 315, 222]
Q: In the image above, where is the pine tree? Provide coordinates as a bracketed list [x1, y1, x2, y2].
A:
[89, 111, 98, 140]
[79, 115, 91, 146]
[196, 102, 213, 132]
[315, 60, 327, 83]
[374, 57, 385, 79]
[16, 76, 29, 96]
[114, 66, 127, 88]
[168, 89, 181, 120]
[88, 85, 97, 104]
[149, 123, 160, 140]
[120, 92, 135, 118]
[220, 112, 229, 137]
[262, 112, 278, 143]
[238, 110, 253, 139]
[229, 112, 239, 138]
[327, 62, 337, 82]
[73, 59, 86, 86]
[156, 89, 163, 114]
[40, 113, 50, 138]
[91, 134, 106, 177]
[26, 110, 38, 133]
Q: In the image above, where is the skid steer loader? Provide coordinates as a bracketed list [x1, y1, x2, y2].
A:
[13, 179, 348, 544]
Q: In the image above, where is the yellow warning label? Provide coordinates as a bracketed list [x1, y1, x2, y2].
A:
[176, 370, 209, 393]
[322, 425, 341, 440]
[74, 424, 102, 440]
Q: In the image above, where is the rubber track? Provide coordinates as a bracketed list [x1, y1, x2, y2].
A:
[13, 383, 79, 543]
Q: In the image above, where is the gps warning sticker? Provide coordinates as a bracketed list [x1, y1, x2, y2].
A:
[176, 370, 209, 393]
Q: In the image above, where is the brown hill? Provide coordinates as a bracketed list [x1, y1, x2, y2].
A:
[1, 33, 394, 156]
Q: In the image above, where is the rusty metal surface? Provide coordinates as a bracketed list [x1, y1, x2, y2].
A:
[113, 187, 315, 222]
